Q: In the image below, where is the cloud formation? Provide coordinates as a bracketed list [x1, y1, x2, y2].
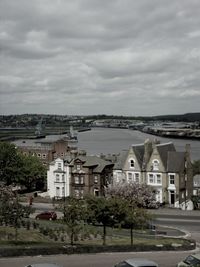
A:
[0, 0, 200, 115]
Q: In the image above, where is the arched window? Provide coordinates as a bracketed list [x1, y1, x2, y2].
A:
[129, 159, 135, 168]
[152, 159, 159, 171]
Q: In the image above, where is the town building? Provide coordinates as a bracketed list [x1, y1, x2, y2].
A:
[47, 153, 114, 199]
[113, 139, 194, 210]
[12, 136, 76, 165]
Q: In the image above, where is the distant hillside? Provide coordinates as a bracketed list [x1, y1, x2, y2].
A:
[152, 113, 200, 122]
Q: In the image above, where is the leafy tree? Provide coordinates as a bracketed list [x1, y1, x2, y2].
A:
[86, 196, 126, 245]
[0, 142, 23, 185]
[60, 197, 86, 245]
[0, 183, 33, 240]
[19, 154, 46, 191]
[0, 142, 46, 191]
[123, 201, 152, 245]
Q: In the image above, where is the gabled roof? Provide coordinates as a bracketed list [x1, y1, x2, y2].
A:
[70, 155, 113, 173]
[156, 142, 176, 169]
[167, 151, 185, 172]
[132, 144, 145, 169]
[113, 150, 128, 170]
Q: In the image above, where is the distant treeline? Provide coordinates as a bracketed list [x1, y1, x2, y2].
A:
[0, 112, 199, 128]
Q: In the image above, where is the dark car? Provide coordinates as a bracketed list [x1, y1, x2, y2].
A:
[35, 211, 57, 221]
[114, 258, 159, 267]
[177, 253, 200, 267]
[25, 264, 62, 267]
[24, 264, 62, 267]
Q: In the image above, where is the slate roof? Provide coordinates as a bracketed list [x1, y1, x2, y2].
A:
[167, 151, 185, 172]
[156, 142, 176, 169]
[113, 150, 128, 170]
[70, 155, 113, 173]
[132, 144, 145, 169]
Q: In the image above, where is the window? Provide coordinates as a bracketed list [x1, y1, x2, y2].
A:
[148, 173, 162, 185]
[149, 174, 154, 184]
[94, 176, 98, 184]
[80, 176, 84, 184]
[56, 187, 60, 197]
[130, 159, 135, 168]
[169, 174, 175, 185]
[156, 174, 161, 184]
[128, 172, 133, 183]
[42, 154, 46, 159]
[74, 176, 79, 184]
[56, 174, 59, 182]
[135, 173, 140, 183]
[76, 164, 81, 170]
[62, 174, 65, 182]
[58, 163, 62, 169]
[153, 160, 159, 171]
[37, 153, 41, 158]
[74, 189, 83, 199]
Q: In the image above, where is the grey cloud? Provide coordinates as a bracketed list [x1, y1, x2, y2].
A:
[0, 0, 200, 115]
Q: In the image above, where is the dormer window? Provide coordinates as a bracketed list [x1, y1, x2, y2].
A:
[129, 159, 135, 168]
[58, 162, 62, 170]
[76, 164, 81, 170]
[152, 160, 159, 171]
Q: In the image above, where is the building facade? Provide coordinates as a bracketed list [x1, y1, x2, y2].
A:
[113, 139, 193, 209]
[47, 154, 114, 199]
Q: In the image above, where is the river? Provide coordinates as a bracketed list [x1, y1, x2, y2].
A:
[77, 127, 200, 161]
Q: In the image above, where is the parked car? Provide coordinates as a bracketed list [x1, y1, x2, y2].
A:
[177, 253, 200, 267]
[114, 258, 159, 267]
[35, 211, 57, 221]
[24, 264, 62, 267]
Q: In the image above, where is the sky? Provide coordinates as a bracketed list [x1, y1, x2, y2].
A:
[0, 0, 200, 116]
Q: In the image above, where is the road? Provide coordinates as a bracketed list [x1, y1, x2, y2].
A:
[0, 249, 198, 267]
[10, 204, 199, 267]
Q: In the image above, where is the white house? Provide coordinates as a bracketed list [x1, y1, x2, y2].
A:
[47, 158, 70, 198]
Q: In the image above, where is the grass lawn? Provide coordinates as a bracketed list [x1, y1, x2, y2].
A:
[0, 223, 189, 248]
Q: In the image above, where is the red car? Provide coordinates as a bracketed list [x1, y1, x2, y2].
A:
[35, 211, 57, 221]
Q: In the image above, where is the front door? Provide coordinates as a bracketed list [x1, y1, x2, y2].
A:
[170, 190, 175, 205]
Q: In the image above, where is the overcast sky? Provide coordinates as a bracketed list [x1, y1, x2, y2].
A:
[0, 0, 200, 116]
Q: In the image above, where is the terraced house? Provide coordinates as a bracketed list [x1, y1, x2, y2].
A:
[113, 139, 193, 209]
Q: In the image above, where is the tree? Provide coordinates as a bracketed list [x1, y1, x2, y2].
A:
[123, 201, 151, 245]
[0, 142, 23, 185]
[0, 183, 33, 240]
[0, 142, 46, 191]
[19, 154, 46, 191]
[106, 181, 157, 208]
[60, 197, 85, 245]
[86, 196, 126, 245]
[106, 182, 155, 245]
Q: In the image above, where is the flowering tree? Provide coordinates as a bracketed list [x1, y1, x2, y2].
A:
[106, 181, 157, 208]
[106, 182, 155, 245]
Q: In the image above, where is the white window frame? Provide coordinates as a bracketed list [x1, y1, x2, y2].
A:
[152, 159, 159, 171]
[129, 159, 135, 169]
[148, 173, 162, 185]
[56, 174, 59, 182]
[94, 176, 98, 184]
[74, 176, 79, 184]
[168, 173, 175, 185]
